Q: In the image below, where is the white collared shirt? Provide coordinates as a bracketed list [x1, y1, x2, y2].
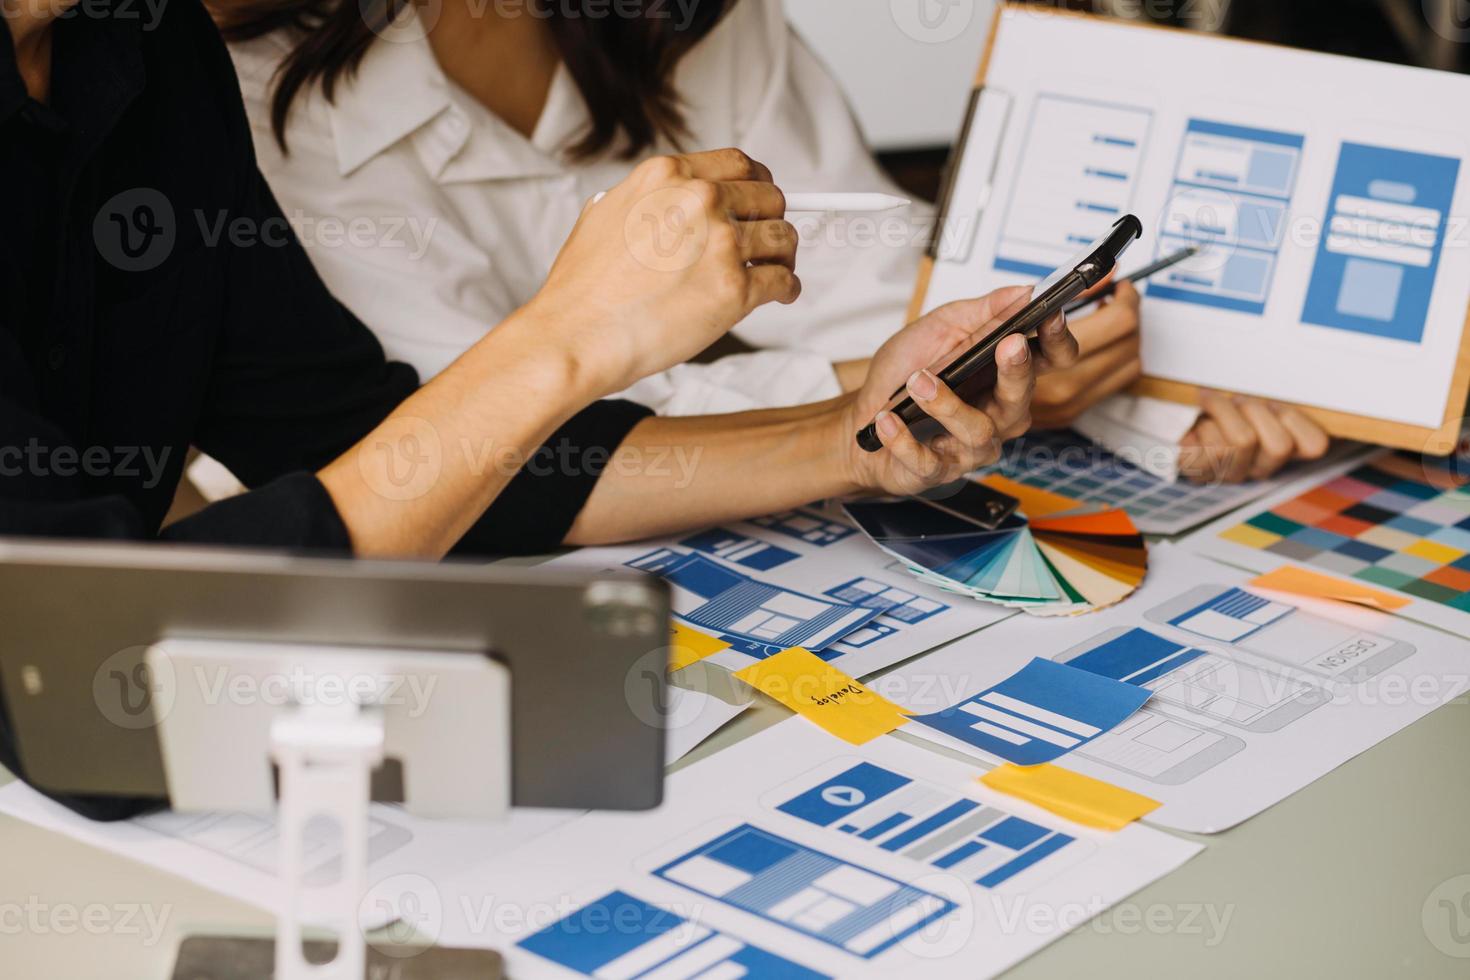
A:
[227, 0, 927, 416]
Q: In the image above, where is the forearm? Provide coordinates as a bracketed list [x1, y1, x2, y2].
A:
[318, 310, 605, 558]
[566, 397, 862, 545]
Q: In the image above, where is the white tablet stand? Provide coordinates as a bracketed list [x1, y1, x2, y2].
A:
[149, 638, 511, 980]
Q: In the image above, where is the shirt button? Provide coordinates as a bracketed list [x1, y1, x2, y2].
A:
[47, 345, 67, 370]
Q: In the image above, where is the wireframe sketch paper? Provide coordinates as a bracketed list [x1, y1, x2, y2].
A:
[926, 7, 1470, 432]
[909, 657, 1152, 765]
[547, 508, 1014, 678]
[874, 545, 1470, 833]
[433, 719, 1200, 979]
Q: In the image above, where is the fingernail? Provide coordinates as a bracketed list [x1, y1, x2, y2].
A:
[876, 412, 901, 440]
[1003, 339, 1030, 366]
[907, 369, 938, 402]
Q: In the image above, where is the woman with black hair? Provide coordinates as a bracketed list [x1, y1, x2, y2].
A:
[220, 0, 1329, 481]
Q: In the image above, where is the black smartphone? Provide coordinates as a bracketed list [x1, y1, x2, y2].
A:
[857, 214, 1143, 453]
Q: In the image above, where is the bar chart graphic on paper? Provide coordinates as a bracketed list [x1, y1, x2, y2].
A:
[1151, 119, 1304, 315]
[1301, 143, 1460, 342]
[994, 94, 1152, 278]
[518, 889, 829, 980]
[768, 761, 1087, 890]
[651, 824, 957, 959]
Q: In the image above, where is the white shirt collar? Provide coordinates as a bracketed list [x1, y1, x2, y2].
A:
[326, 11, 453, 176]
[326, 8, 590, 182]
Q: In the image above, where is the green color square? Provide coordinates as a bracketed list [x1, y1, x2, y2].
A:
[1354, 566, 1415, 590]
[1400, 578, 1462, 605]
[1448, 592, 1470, 613]
[1247, 512, 1305, 537]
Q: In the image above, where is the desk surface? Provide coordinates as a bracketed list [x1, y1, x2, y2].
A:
[4, 685, 1467, 977]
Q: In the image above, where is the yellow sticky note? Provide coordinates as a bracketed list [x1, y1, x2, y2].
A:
[981, 764, 1160, 831]
[1249, 565, 1410, 612]
[734, 647, 910, 745]
[668, 622, 730, 672]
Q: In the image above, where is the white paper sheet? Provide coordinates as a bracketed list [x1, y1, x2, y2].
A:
[663, 688, 747, 764]
[433, 720, 1201, 978]
[927, 8, 1470, 430]
[0, 783, 576, 935]
[875, 545, 1470, 833]
[1072, 394, 1201, 482]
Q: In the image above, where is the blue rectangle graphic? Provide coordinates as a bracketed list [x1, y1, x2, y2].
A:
[911, 658, 1152, 765]
[653, 825, 957, 959]
[776, 762, 910, 827]
[518, 889, 829, 979]
[977, 834, 1076, 888]
[1301, 142, 1460, 343]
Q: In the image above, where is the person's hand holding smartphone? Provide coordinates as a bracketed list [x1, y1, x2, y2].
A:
[857, 215, 1143, 451]
[838, 286, 1083, 495]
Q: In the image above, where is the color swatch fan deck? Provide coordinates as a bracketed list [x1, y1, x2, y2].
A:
[843, 477, 1148, 616]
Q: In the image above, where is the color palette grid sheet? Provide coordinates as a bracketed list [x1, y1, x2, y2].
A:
[773, 762, 1080, 890]
[1211, 450, 1470, 613]
[518, 890, 829, 980]
[651, 825, 957, 960]
[973, 428, 1343, 535]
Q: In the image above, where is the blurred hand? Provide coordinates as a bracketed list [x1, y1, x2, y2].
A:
[1031, 281, 1142, 429]
[1180, 391, 1331, 483]
[526, 148, 800, 396]
[839, 286, 1080, 495]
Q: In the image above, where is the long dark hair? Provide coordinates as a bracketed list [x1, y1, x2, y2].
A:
[214, 0, 738, 158]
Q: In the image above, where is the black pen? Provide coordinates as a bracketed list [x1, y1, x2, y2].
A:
[1064, 245, 1200, 313]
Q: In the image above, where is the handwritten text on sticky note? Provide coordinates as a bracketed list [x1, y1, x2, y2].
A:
[734, 647, 910, 745]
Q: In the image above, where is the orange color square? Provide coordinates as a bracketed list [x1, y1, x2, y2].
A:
[1319, 514, 1374, 537]
[1273, 499, 1335, 526]
[1425, 566, 1470, 592]
[1297, 488, 1355, 513]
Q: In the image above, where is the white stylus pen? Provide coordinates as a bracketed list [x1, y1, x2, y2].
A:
[591, 191, 909, 212]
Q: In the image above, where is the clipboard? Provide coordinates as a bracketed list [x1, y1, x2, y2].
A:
[911, 3, 1470, 455]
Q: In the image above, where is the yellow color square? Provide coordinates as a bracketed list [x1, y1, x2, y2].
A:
[1405, 539, 1465, 565]
[1219, 524, 1280, 550]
